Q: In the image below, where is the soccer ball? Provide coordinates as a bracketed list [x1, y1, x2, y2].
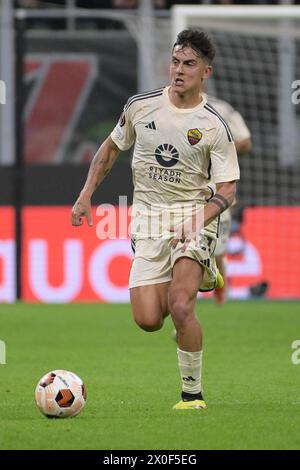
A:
[35, 369, 87, 418]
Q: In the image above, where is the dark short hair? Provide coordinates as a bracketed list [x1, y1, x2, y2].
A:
[173, 29, 216, 64]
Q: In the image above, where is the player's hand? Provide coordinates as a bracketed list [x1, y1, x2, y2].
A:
[170, 216, 202, 253]
[71, 196, 93, 227]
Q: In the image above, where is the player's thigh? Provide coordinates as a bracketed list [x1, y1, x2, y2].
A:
[169, 257, 204, 318]
[129, 237, 171, 328]
[130, 281, 170, 328]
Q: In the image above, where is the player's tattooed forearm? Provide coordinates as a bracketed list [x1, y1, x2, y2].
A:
[210, 194, 229, 213]
[214, 194, 230, 208]
[91, 154, 109, 172]
[95, 166, 112, 188]
[90, 154, 113, 190]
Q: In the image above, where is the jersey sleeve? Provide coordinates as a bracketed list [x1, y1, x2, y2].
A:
[226, 110, 251, 142]
[210, 123, 240, 184]
[110, 104, 136, 151]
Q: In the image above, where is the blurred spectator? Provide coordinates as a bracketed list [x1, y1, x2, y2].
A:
[17, 0, 299, 30]
[153, 0, 167, 8]
[166, 0, 214, 7]
[15, 0, 39, 6]
[213, 0, 233, 4]
[17, 0, 40, 6]
[212, 0, 283, 4]
[15, 0, 300, 8]
[112, 0, 138, 7]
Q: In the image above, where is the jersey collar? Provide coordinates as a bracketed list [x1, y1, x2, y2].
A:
[163, 86, 207, 114]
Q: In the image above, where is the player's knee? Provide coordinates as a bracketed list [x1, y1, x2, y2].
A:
[134, 317, 163, 332]
[169, 296, 191, 328]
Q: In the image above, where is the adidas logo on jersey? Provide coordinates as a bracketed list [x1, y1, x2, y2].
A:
[145, 121, 156, 130]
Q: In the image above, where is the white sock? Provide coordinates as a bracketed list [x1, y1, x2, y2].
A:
[177, 348, 203, 395]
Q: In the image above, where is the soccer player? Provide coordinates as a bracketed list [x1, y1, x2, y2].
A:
[205, 95, 252, 305]
[71, 29, 240, 410]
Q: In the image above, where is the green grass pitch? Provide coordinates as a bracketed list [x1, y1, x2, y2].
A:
[0, 301, 300, 450]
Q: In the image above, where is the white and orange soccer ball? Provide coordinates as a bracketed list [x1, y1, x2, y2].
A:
[35, 370, 87, 418]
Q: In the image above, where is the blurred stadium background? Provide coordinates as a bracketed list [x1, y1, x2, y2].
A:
[0, 0, 300, 303]
[2, 0, 300, 452]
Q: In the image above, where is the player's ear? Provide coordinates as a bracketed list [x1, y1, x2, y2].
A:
[203, 64, 213, 79]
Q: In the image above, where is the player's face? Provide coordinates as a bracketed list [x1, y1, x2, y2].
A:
[170, 46, 212, 94]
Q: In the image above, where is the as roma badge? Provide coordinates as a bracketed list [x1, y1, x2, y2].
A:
[187, 128, 202, 146]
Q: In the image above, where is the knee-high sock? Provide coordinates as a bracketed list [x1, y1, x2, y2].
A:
[177, 348, 203, 394]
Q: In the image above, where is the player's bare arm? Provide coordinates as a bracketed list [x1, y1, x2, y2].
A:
[171, 181, 236, 251]
[204, 181, 236, 225]
[235, 137, 252, 155]
[71, 136, 120, 227]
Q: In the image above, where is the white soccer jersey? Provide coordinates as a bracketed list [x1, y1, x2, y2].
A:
[205, 95, 251, 142]
[111, 86, 240, 237]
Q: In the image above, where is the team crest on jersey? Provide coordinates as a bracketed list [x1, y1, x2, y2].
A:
[119, 112, 126, 127]
[187, 128, 202, 146]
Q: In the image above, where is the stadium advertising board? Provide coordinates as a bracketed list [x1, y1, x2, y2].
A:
[0, 207, 15, 302]
[0, 206, 299, 302]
